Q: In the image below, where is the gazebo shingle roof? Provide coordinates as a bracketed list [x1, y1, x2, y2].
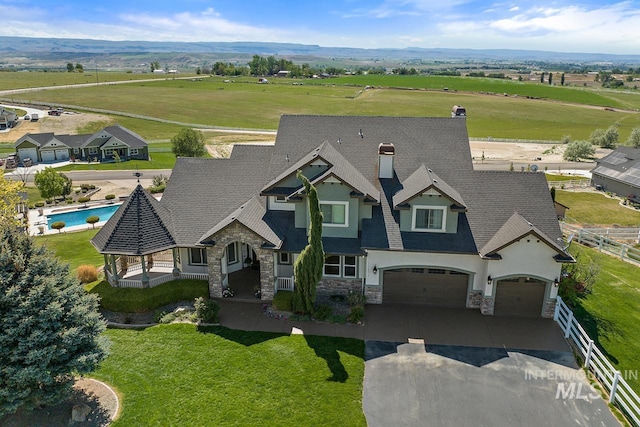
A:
[91, 185, 176, 256]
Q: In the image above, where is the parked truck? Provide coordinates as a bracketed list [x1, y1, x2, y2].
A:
[31, 113, 39, 121]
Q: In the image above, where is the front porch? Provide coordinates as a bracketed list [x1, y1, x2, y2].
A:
[104, 250, 208, 288]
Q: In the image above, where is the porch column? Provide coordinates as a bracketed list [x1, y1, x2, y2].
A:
[172, 248, 181, 277]
[141, 255, 149, 288]
[110, 254, 119, 287]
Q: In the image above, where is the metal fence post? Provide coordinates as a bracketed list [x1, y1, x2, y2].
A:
[609, 371, 621, 404]
[584, 340, 594, 368]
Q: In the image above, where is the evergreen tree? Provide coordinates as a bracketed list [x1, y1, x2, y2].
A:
[0, 228, 109, 416]
[292, 171, 324, 314]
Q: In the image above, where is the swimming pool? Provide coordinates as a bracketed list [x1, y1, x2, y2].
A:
[47, 204, 121, 229]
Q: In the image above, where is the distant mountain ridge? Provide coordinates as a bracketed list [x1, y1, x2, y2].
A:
[2, 36, 640, 64]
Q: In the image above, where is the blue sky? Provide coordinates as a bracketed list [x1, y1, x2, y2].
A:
[1, 0, 639, 54]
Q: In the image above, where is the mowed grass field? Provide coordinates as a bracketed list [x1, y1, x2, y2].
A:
[0, 71, 196, 90]
[11, 76, 640, 141]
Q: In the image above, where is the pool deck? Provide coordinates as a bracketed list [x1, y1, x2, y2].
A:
[28, 201, 121, 236]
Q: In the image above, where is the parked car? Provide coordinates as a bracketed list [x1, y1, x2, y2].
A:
[24, 115, 30, 120]
[48, 110, 61, 116]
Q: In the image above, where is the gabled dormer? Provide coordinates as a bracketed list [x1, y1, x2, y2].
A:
[393, 165, 466, 233]
[261, 141, 380, 238]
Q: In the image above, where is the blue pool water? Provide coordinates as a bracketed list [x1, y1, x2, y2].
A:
[47, 204, 121, 229]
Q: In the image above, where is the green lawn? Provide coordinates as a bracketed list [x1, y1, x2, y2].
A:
[37, 229, 102, 272]
[13, 78, 640, 141]
[555, 190, 640, 227]
[94, 325, 365, 426]
[86, 279, 209, 312]
[545, 174, 589, 182]
[568, 244, 640, 393]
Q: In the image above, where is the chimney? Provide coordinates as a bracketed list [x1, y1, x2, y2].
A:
[378, 142, 395, 179]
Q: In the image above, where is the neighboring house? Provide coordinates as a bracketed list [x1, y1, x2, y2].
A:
[0, 107, 18, 129]
[93, 115, 573, 318]
[14, 124, 149, 164]
[591, 147, 640, 199]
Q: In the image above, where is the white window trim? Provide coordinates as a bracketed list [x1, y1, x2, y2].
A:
[343, 256, 357, 278]
[323, 255, 342, 277]
[189, 248, 207, 265]
[227, 242, 238, 265]
[319, 201, 349, 228]
[274, 195, 287, 203]
[323, 255, 359, 278]
[278, 252, 290, 264]
[411, 205, 447, 232]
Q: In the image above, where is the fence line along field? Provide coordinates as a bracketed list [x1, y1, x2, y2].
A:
[7, 75, 640, 141]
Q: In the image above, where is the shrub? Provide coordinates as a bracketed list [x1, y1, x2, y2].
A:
[272, 290, 293, 311]
[77, 265, 98, 283]
[314, 304, 333, 321]
[347, 290, 366, 307]
[28, 204, 35, 210]
[154, 310, 167, 323]
[75, 189, 80, 195]
[330, 314, 347, 324]
[105, 194, 116, 200]
[66, 199, 73, 204]
[78, 196, 91, 203]
[148, 184, 166, 194]
[90, 185, 96, 190]
[194, 297, 220, 323]
[35, 201, 45, 207]
[348, 305, 365, 324]
[86, 215, 100, 228]
[80, 184, 91, 190]
[45, 199, 53, 205]
[51, 221, 66, 233]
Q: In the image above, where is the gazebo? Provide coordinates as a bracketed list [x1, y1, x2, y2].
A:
[91, 184, 178, 288]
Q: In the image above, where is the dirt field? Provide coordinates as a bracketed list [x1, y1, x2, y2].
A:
[0, 112, 112, 144]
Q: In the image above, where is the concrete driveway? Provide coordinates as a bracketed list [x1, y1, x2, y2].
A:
[363, 341, 620, 427]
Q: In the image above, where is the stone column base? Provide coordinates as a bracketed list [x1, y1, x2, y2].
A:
[364, 285, 382, 304]
[467, 291, 483, 309]
[481, 296, 495, 315]
[542, 299, 556, 318]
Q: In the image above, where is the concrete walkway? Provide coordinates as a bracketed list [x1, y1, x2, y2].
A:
[218, 301, 569, 352]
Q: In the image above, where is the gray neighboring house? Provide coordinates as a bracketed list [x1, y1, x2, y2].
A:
[591, 147, 640, 200]
[93, 115, 573, 318]
[0, 107, 18, 129]
[14, 124, 149, 163]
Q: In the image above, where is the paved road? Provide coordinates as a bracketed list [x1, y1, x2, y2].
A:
[363, 342, 620, 427]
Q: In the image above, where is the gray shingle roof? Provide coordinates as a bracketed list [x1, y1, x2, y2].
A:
[101, 125, 148, 149]
[392, 164, 466, 209]
[199, 197, 283, 248]
[479, 212, 565, 258]
[15, 133, 55, 148]
[157, 115, 567, 261]
[91, 185, 176, 255]
[160, 145, 275, 246]
[591, 147, 640, 189]
[262, 141, 380, 203]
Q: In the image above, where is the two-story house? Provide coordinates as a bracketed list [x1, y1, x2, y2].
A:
[93, 115, 572, 317]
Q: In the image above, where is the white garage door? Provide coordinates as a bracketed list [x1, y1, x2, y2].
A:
[18, 148, 38, 163]
[494, 277, 547, 317]
[40, 150, 56, 162]
[54, 149, 69, 160]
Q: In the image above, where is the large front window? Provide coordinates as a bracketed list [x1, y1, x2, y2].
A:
[412, 206, 446, 232]
[320, 201, 348, 227]
[189, 248, 207, 265]
[323, 255, 358, 278]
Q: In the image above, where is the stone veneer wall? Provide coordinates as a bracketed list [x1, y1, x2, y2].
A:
[206, 222, 275, 301]
[542, 299, 556, 319]
[481, 296, 495, 315]
[467, 291, 483, 309]
[364, 285, 382, 304]
[317, 278, 363, 298]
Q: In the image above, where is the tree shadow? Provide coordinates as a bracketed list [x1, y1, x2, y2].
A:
[197, 325, 286, 346]
[572, 301, 619, 365]
[304, 335, 364, 383]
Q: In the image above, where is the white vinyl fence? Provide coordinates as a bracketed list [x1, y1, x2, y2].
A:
[554, 297, 640, 426]
[561, 223, 640, 265]
[547, 178, 591, 189]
